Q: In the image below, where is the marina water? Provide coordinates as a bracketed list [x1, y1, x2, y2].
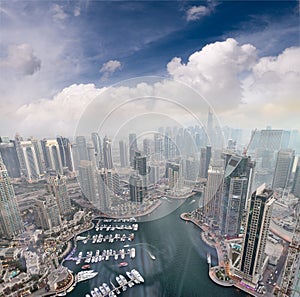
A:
[64, 194, 247, 297]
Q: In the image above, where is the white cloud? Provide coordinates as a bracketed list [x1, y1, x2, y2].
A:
[100, 60, 122, 80]
[52, 4, 68, 22]
[186, 5, 211, 21]
[1, 37, 299, 139]
[13, 84, 104, 138]
[167, 38, 257, 110]
[0, 43, 41, 76]
[74, 7, 81, 17]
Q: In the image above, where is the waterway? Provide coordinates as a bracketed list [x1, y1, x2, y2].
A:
[64, 194, 247, 297]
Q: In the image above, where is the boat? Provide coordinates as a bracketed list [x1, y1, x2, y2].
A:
[85, 294, 91, 297]
[130, 248, 135, 259]
[57, 293, 67, 296]
[77, 270, 98, 282]
[119, 274, 127, 286]
[126, 271, 139, 284]
[82, 264, 91, 270]
[94, 287, 102, 296]
[207, 252, 211, 264]
[118, 262, 128, 267]
[99, 285, 106, 295]
[131, 269, 144, 283]
[90, 290, 97, 297]
[103, 283, 111, 294]
[116, 276, 122, 286]
[149, 252, 156, 260]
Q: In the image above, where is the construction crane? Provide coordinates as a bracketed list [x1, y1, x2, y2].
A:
[243, 128, 257, 156]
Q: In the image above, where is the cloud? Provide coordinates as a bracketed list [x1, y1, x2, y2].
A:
[52, 4, 68, 22]
[0, 43, 41, 76]
[13, 84, 104, 138]
[100, 60, 122, 80]
[167, 38, 257, 110]
[74, 7, 81, 17]
[186, 5, 211, 21]
[1, 38, 299, 139]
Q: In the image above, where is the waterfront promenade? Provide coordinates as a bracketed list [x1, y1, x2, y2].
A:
[180, 212, 275, 297]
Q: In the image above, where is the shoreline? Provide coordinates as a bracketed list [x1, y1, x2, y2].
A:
[180, 212, 260, 297]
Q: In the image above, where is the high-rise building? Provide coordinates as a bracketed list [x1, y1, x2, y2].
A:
[154, 133, 163, 161]
[221, 152, 255, 237]
[19, 140, 41, 181]
[167, 162, 182, 190]
[87, 143, 97, 169]
[199, 146, 212, 178]
[279, 207, 300, 297]
[119, 140, 128, 168]
[0, 155, 24, 238]
[249, 129, 290, 152]
[57, 136, 74, 172]
[148, 165, 160, 185]
[33, 194, 61, 230]
[14, 133, 27, 177]
[91, 132, 103, 168]
[129, 133, 138, 165]
[103, 136, 113, 169]
[272, 149, 295, 190]
[78, 160, 97, 204]
[129, 172, 145, 203]
[203, 165, 224, 226]
[41, 139, 63, 174]
[75, 136, 88, 161]
[0, 139, 20, 178]
[31, 137, 46, 174]
[238, 184, 275, 285]
[47, 174, 72, 217]
[143, 138, 151, 158]
[292, 158, 300, 198]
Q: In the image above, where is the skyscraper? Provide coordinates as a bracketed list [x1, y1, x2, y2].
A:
[272, 149, 295, 190]
[78, 160, 97, 204]
[279, 207, 300, 297]
[75, 136, 89, 161]
[239, 184, 275, 285]
[91, 132, 103, 168]
[47, 174, 72, 217]
[292, 158, 300, 198]
[0, 139, 20, 178]
[57, 136, 74, 172]
[129, 172, 145, 203]
[19, 140, 41, 181]
[103, 136, 113, 169]
[129, 133, 138, 165]
[0, 155, 24, 238]
[41, 139, 63, 174]
[199, 146, 212, 178]
[119, 140, 128, 168]
[221, 152, 255, 237]
[203, 165, 224, 226]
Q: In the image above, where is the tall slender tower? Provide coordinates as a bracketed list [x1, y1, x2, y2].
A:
[103, 136, 113, 169]
[239, 184, 275, 285]
[221, 152, 255, 237]
[129, 133, 138, 166]
[0, 155, 24, 238]
[292, 158, 300, 198]
[272, 149, 295, 190]
[119, 140, 128, 168]
[203, 165, 224, 226]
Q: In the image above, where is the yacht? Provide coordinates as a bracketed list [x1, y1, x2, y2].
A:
[126, 271, 139, 284]
[77, 270, 98, 283]
[99, 286, 106, 295]
[131, 269, 144, 283]
[103, 283, 111, 294]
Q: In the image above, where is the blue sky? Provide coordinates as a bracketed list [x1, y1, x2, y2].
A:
[0, 1, 299, 138]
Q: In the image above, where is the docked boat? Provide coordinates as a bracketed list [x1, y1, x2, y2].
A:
[103, 283, 111, 294]
[126, 271, 139, 284]
[118, 261, 128, 267]
[131, 269, 144, 283]
[77, 270, 98, 283]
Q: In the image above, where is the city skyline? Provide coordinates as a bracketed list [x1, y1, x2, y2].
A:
[0, 1, 299, 138]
